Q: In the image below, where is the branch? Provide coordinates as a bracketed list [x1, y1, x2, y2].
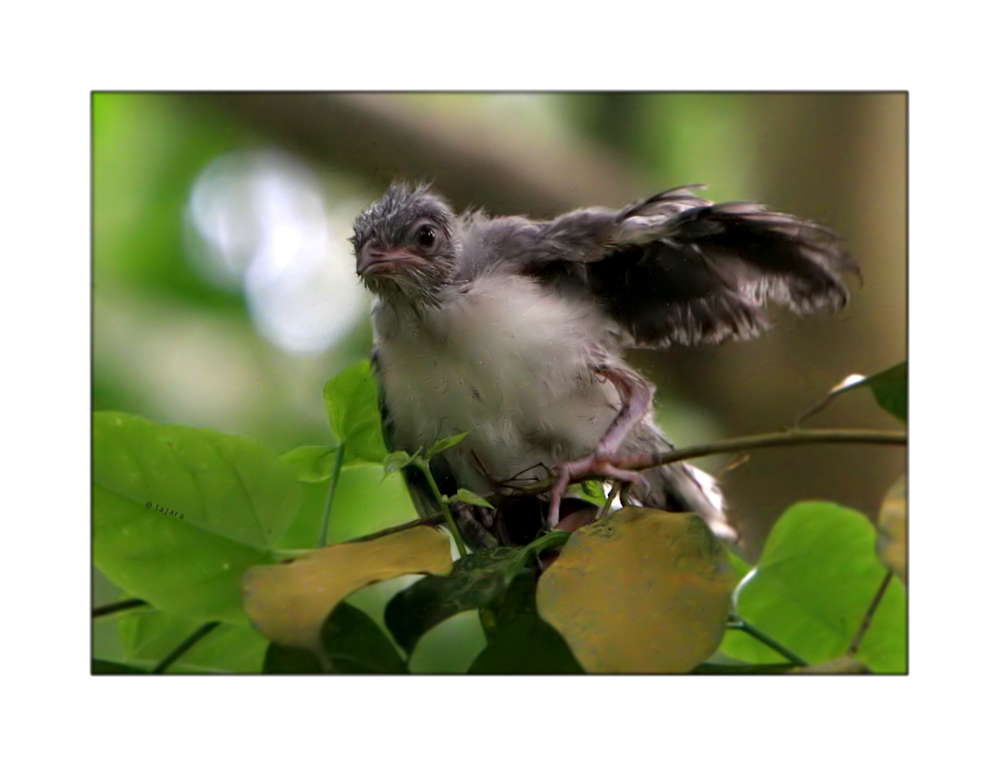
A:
[330, 429, 904, 547]
[346, 514, 446, 543]
[297, 429, 904, 552]
[184, 93, 649, 217]
[517, 428, 906, 496]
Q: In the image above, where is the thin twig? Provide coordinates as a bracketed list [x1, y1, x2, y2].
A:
[151, 622, 221, 674]
[847, 569, 895, 657]
[517, 428, 906, 496]
[92, 598, 148, 619]
[717, 453, 751, 479]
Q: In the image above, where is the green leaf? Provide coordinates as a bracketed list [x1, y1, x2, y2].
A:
[406, 611, 488, 673]
[383, 450, 415, 475]
[721, 502, 906, 673]
[274, 463, 419, 549]
[864, 362, 907, 422]
[384, 547, 524, 655]
[537, 508, 735, 673]
[727, 546, 753, 582]
[263, 643, 325, 674]
[426, 432, 468, 459]
[470, 570, 582, 674]
[279, 445, 339, 483]
[264, 603, 411, 674]
[690, 661, 797, 674]
[93, 660, 146, 674]
[320, 603, 408, 673]
[342, 574, 424, 643]
[323, 361, 388, 464]
[814, 362, 907, 423]
[479, 568, 535, 642]
[93, 412, 303, 623]
[791, 657, 872, 674]
[579, 480, 607, 506]
[470, 615, 582, 673]
[452, 488, 495, 509]
[118, 608, 268, 673]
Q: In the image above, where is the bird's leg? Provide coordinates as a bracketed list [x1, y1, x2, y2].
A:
[547, 366, 653, 528]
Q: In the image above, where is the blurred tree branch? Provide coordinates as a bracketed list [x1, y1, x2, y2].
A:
[185, 93, 649, 215]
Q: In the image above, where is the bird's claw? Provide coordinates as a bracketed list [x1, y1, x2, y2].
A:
[547, 454, 649, 529]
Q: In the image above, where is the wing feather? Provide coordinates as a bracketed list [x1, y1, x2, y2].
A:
[515, 186, 858, 349]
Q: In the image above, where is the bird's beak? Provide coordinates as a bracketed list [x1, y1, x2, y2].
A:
[357, 248, 419, 277]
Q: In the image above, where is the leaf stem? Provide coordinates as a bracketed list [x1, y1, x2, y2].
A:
[847, 569, 895, 657]
[318, 444, 346, 547]
[517, 428, 906, 496]
[503, 529, 572, 581]
[416, 460, 468, 558]
[92, 598, 148, 619]
[151, 621, 221, 674]
[524, 529, 571, 557]
[728, 617, 809, 667]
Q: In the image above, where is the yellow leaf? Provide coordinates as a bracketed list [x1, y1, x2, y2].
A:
[242, 526, 452, 652]
[877, 476, 907, 586]
[536, 507, 736, 673]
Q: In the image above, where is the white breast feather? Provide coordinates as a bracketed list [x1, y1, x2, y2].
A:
[375, 276, 621, 494]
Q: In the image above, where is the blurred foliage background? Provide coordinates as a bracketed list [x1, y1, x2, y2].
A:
[93, 93, 905, 626]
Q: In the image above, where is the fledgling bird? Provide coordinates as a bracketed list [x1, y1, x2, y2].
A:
[351, 182, 857, 549]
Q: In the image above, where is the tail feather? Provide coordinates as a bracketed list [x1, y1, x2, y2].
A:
[624, 461, 738, 543]
[621, 421, 738, 543]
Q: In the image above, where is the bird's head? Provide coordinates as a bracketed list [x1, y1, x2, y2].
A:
[351, 182, 459, 306]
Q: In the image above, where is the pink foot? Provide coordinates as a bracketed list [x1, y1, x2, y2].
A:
[547, 453, 649, 529]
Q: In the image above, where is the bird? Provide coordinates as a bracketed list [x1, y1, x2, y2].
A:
[351, 182, 858, 550]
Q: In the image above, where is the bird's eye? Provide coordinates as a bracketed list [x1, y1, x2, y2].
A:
[416, 225, 436, 249]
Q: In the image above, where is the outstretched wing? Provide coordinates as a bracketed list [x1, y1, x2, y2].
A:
[513, 185, 859, 348]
